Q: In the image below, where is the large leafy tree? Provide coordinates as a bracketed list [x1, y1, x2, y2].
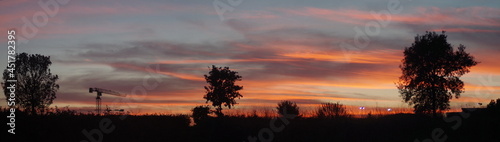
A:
[203, 65, 243, 117]
[2, 53, 60, 115]
[397, 31, 478, 115]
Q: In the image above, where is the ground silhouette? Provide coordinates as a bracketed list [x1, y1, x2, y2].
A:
[1, 107, 499, 142]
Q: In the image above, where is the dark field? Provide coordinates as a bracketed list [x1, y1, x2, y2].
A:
[2, 110, 499, 142]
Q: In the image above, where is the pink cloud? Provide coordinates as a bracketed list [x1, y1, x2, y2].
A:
[430, 28, 500, 33]
[107, 63, 204, 81]
[226, 11, 279, 20]
[153, 58, 298, 64]
[279, 49, 401, 64]
[280, 6, 500, 29]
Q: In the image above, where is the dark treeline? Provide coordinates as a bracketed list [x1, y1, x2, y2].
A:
[1, 106, 499, 142]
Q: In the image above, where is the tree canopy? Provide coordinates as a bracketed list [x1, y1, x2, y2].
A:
[203, 65, 243, 117]
[397, 31, 478, 115]
[2, 53, 60, 115]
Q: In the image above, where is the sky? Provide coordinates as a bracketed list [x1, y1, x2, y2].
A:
[0, 0, 499, 115]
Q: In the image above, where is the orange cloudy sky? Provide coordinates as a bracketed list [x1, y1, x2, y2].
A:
[0, 0, 499, 114]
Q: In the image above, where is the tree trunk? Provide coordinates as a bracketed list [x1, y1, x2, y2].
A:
[31, 103, 36, 115]
[433, 107, 437, 117]
[215, 106, 223, 117]
[432, 89, 437, 117]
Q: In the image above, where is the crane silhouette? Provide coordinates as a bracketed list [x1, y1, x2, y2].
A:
[89, 88, 126, 115]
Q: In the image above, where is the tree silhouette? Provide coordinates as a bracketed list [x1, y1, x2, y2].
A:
[191, 105, 211, 124]
[276, 100, 300, 117]
[203, 65, 243, 117]
[316, 102, 349, 118]
[397, 31, 478, 116]
[2, 53, 59, 115]
[487, 98, 500, 114]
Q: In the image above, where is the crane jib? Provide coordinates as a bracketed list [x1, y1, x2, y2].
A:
[89, 87, 126, 115]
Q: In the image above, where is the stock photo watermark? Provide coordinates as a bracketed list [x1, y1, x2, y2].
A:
[80, 64, 164, 142]
[6, 29, 17, 135]
[4, 0, 71, 135]
[243, 108, 297, 142]
[213, 0, 244, 21]
[338, 0, 403, 62]
[18, 0, 70, 45]
[414, 75, 498, 142]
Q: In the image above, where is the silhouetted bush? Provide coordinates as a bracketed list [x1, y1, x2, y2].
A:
[45, 106, 77, 116]
[487, 98, 500, 114]
[276, 100, 300, 116]
[1, 107, 499, 142]
[192, 105, 211, 124]
[316, 102, 350, 118]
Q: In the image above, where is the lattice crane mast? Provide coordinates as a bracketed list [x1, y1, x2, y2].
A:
[89, 88, 126, 114]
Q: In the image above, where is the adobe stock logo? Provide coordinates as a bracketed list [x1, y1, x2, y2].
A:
[17, 0, 71, 45]
[338, 0, 403, 62]
[243, 107, 297, 142]
[414, 75, 498, 142]
[213, 0, 244, 21]
[80, 64, 164, 142]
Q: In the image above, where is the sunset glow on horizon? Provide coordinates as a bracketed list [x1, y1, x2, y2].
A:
[1, 0, 499, 115]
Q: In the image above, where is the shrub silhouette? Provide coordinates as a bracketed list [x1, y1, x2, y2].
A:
[276, 100, 299, 116]
[487, 98, 500, 114]
[46, 106, 76, 116]
[316, 102, 350, 118]
[1, 106, 498, 141]
[192, 105, 211, 124]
